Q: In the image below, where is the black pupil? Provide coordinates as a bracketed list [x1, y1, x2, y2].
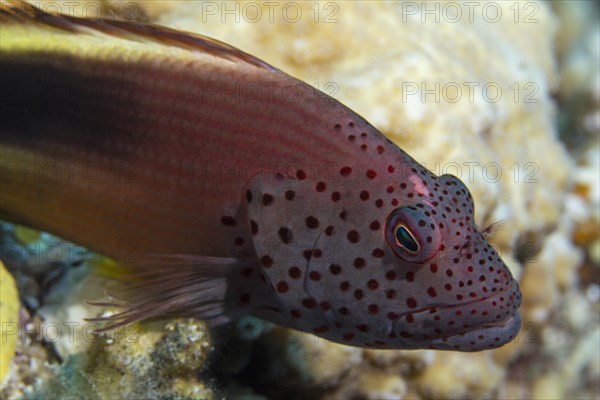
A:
[396, 225, 419, 253]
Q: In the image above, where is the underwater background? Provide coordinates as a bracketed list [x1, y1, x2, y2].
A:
[1, 1, 598, 399]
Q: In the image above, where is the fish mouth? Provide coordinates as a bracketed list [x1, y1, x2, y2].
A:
[428, 312, 521, 351]
[427, 281, 522, 351]
[391, 280, 522, 351]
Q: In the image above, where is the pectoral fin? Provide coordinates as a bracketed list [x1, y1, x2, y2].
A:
[88, 254, 242, 331]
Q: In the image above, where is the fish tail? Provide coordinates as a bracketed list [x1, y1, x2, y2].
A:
[86, 254, 243, 331]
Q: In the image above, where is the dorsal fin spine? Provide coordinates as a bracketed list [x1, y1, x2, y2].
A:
[0, 0, 277, 71]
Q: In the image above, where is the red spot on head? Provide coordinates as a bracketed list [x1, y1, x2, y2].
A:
[427, 287, 437, 297]
[285, 190, 295, 200]
[340, 166, 352, 177]
[262, 194, 274, 206]
[369, 220, 380, 230]
[331, 191, 341, 201]
[366, 170, 377, 179]
[347, 230, 360, 243]
[388, 165, 395, 173]
[329, 264, 342, 275]
[309, 271, 321, 281]
[316, 182, 326, 192]
[387, 312, 399, 320]
[289, 266, 301, 279]
[302, 298, 317, 309]
[367, 279, 379, 290]
[261, 255, 273, 268]
[313, 325, 330, 334]
[278, 227, 293, 244]
[306, 216, 319, 229]
[372, 248, 385, 258]
[296, 170, 306, 180]
[276, 281, 289, 293]
[360, 190, 370, 201]
[368, 304, 379, 314]
[406, 297, 418, 308]
[221, 216, 237, 226]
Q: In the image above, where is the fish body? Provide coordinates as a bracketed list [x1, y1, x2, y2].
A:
[0, 1, 521, 350]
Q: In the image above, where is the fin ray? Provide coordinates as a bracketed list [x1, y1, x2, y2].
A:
[0, 0, 277, 70]
[88, 254, 242, 331]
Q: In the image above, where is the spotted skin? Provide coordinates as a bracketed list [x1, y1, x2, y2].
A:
[0, 2, 521, 351]
[239, 125, 521, 351]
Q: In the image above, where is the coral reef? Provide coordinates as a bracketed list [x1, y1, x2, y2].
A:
[29, 319, 214, 400]
[1, 1, 598, 399]
[0, 261, 19, 383]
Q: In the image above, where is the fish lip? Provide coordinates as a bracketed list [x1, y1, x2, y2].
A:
[390, 280, 521, 348]
[433, 281, 521, 349]
[431, 312, 521, 351]
[396, 280, 520, 320]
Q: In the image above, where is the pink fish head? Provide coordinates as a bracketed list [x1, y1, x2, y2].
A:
[246, 153, 521, 351]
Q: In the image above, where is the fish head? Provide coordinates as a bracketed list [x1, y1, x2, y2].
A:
[246, 165, 521, 351]
[376, 173, 522, 351]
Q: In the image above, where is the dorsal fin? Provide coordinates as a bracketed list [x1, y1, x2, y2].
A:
[0, 0, 277, 71]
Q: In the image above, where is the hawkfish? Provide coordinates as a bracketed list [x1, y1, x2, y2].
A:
[0, 1, 521, 351]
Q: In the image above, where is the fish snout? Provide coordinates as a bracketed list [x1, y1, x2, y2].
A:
[430, 279, 522, 351]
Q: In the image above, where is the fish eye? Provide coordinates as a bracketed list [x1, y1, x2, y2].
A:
[394, 223, 420, 254]
[385, 205, 441, 263]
